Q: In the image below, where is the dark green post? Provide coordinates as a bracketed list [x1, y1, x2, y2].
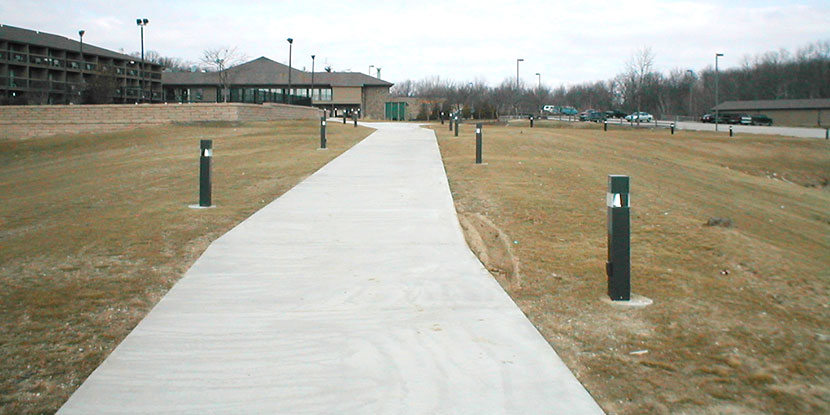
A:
[199, 140, 212, 207]
[729, 125, 733, 137]
[671, 123, 675, 135]
[604, 120, 608, 131]
[530, 116, 534, 128]
[320, 116, 327, 149]
[353, 112, 357, 127]
[475, 123, 483, 164]
[440, 112, 444, 125]
[449, 116, 453, 131]
[454, 117, 459, 137]
[606, 175, 630, 301]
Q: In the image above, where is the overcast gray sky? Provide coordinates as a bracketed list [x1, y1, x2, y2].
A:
[2, 0, 828, 87]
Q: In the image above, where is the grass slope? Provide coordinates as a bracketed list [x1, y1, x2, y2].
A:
[0, 121, 372, 414]
[434, 121, 829, 415]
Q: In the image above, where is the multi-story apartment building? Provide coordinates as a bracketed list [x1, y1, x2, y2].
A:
[0, 24, 162, 105]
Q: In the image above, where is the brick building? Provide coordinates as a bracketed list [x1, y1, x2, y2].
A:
[163, 57, 393, 119]
[713, 98, 830, 128]
[0, 24, 163, 105]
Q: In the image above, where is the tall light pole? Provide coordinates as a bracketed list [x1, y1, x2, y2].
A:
[78, 30, 85, 103]
[136, 18, 149, 103]
[715, 53, 723, 132]
[686, 69, 694, 117]
[311, 55, 316, 105]
[287, 38, 293, 105]
[535, 72, 541, 89]
[516, 58, 524, 89]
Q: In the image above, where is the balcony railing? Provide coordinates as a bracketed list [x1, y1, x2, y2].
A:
[0, 77, 80, 92]
[1, 77, 25, 88]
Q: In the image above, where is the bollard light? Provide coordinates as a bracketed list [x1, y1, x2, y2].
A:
[353, 112, 358, 127]
[449, 116, 453, 131]
[440, 112, 445, 125]
[454, 117, 459, 137]
[606, 175, 630, 301]
[199, 140, 213, 207]
[604, 120, 608, 131]
[671, 123, 675, 135]
[729, 125, 733, 137]
[530, 116, 534, 128]
[475, 123, 483, 164]
[320, 116, 327, 149]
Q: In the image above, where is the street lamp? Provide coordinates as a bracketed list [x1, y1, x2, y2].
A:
[78, 30, 85, 102]
[287, 38, 293, 104]
[715, 53, 723, 132]
[516, 58, 524, 89]
[136, 18, 149, 102]
[311, 55, 316, 104]
[535, 72, 541, 89]
[686, 69, 694, 117]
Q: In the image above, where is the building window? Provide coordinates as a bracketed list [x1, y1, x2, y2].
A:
[313, 88, 332, 101]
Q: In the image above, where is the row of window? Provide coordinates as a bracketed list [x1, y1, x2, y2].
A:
[275, 88, 333, 101]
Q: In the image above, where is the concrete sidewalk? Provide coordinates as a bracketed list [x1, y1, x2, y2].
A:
[58, 122, 605, 414]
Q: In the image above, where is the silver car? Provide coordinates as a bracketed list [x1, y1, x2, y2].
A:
[624, 112, 654, 122]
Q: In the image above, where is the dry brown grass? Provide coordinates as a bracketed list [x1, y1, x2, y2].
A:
[433, 121, 829, 415]
[0, 120, 372, 414]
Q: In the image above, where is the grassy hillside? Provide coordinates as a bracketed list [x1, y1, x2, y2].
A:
[435, 121, 829, 415]
[0, 121, 373, 414]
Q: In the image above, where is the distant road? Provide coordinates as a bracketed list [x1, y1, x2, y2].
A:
[540, 116, 828, 139]
[669, 120, 828, 139]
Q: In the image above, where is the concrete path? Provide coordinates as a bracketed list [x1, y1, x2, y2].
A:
[58, 122, 605, 414]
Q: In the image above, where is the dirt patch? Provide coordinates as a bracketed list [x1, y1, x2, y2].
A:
[457, 208, 521, 290]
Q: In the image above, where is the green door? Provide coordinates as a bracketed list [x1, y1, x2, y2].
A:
[385, 102, 407, 121]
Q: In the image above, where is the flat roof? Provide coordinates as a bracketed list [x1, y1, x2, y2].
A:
[0, 24, 155, 65]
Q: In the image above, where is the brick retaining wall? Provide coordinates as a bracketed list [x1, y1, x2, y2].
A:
[0, 103, 323, 139]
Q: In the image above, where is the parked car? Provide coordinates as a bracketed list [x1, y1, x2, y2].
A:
[604, 109, 627, 119]
[751, 114, 773, 126]
[561, 106, 578, 116]
[701, 113, 733, 123]
[579, 109, 605, 122]
[722, 113, 744, 124]
[625, 112, 654, 122]
[739, 114, 753, 125]
[542, 105, 558, 114]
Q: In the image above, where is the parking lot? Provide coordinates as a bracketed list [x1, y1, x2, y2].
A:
[670, 120, 829, 139]
[542, 114, 829, 139]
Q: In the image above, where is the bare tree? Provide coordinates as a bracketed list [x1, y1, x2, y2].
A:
[201, 47, 247, 102]
[624, 46, 655, 119]
[391, 80, 416, 97]
[83, 67, 119, 104]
